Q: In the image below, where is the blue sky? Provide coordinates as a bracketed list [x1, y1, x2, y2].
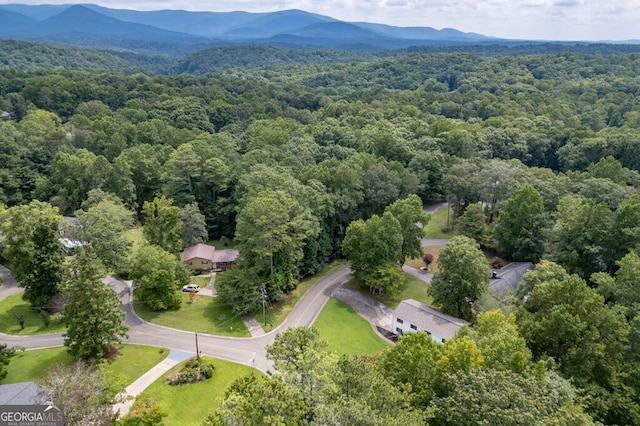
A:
[6, 0, 639, 41]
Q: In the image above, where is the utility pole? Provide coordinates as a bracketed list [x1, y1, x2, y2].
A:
[261, 283, 268, 327]
[195, 332, 200, 361]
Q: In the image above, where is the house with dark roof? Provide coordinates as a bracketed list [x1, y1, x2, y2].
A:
[489, 262, 534, 298]
[392, 299, 470, 343]
[181, 243, 239, 272]
[0, 382, 43, 404]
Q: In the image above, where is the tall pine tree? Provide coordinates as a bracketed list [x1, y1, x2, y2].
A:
[62, 247, 128, 360]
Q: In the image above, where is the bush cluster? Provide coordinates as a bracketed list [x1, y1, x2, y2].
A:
[166, 357, 215, 385]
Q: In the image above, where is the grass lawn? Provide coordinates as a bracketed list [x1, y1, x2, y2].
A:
[105, 344, 170, 386]
[206, 237, 238, 249]
[315, 298, 390, 355]
[255, 260, 348, 332]
[0, 293, 66, 335]
[1, 344, 168, 388]
[137, 356, 255, 425]
[346, 272, 432, 310]
[124, 227, 145, 253]
[1, 347, 74, 384]
[404, 245, 444, 273]
[133, 293, 250, 337]
[189, 276, 211, 288]
[396, 275, 432, 308]
[423, 205, 456, 239]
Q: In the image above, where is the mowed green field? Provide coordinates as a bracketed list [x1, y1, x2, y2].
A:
[133, 292, 250, 337]
[0, 292, 66, 335]
[314, 298, 390, 355]
[1, 344, 169, 387]
[137, 357, 255, 425]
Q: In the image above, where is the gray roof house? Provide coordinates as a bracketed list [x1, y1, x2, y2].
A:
[392, 299, 470, 343]
[0, 382, 43, 404]
[489, 262, 534, 298]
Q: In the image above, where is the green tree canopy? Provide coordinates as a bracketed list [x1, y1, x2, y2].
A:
[0, 201, 66, 309]
[428, 236, 489, 321]
[128, 244, 186, 311]
[75, 191, 134, 273]
[385, 194, 430, 260]
[429, 369, 594, 426]
[551, 195, 612, 278]
[456, 203, 487, 243]
[62, 248, 128, 360]
[517, 274, 628, 388]
[342, 211, 404, 294]
[495, 184, 547, 261]
[142, 196, 183, 256]
[378, 331, 442, 408]
[473, 310, 533, 376]
[235, 188, 319, 300]
[180, 202, 208, 249]
[0, 344, 16, 382]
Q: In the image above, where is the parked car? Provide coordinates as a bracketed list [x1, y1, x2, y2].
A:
[182, 284, 200, 292]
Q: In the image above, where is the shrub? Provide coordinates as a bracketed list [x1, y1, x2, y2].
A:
[489, 256, 504, 269]
[165, 357, 215, 385]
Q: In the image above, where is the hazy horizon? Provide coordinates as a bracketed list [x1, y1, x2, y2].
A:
[3, 0, 638, 42]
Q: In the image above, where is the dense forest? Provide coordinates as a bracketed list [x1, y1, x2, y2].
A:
[3, 44, 640, 424]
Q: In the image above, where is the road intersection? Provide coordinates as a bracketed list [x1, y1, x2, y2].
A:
[0, 264, 353, 374]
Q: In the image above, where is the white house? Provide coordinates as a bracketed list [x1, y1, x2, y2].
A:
[392, 299, 470, 344]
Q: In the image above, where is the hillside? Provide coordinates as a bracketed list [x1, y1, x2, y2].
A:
[0, 3, 495, 54]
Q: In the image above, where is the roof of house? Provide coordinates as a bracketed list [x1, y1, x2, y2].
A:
[393, 299, 470, 340]
[489, 262, 534, 296]
[181, 243, 216, 262]
[0, 382, 43, 405]
[212, 249, 239, 263]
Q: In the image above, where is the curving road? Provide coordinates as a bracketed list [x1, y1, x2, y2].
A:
[0, 265, 352, 374]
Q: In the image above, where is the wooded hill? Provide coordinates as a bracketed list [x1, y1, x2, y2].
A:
[0, 3, 491, 53]
[3, 45, 640, 423]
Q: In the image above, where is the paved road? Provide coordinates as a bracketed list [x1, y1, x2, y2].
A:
[0, 264, 21, 300]
[0, 266, 352, 374]
[402, 264, 433, 283]
[424, 201, 448, 214]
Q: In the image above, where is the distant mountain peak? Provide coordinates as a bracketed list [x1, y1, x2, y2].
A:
[0, 3, 495, 52]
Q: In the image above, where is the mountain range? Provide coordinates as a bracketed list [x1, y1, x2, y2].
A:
[0, 3, 495, 53]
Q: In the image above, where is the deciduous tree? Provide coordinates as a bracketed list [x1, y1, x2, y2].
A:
[516, 274, 628, 387]
[429, 369, 594, 426]
[456, 203, 486, 243]
[495, 184, 547, 261]
[342, 211, 404, 294]
[385, 194, 430, 259]
[551, 195, 612, 278]
[378, 331, 442, 408]
[428, 236, 489, 321]
[209, 374, 309, 426]
[473, 310, 533, 376]
[142, 196, 183, 255]
[75, 191, 134, 273]
[128, 244, 186, 311]
[38, 362, 122, 426]
[235, 189, 318, 299]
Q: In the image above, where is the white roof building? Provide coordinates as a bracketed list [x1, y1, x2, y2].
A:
[392, 299, 470, 343]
